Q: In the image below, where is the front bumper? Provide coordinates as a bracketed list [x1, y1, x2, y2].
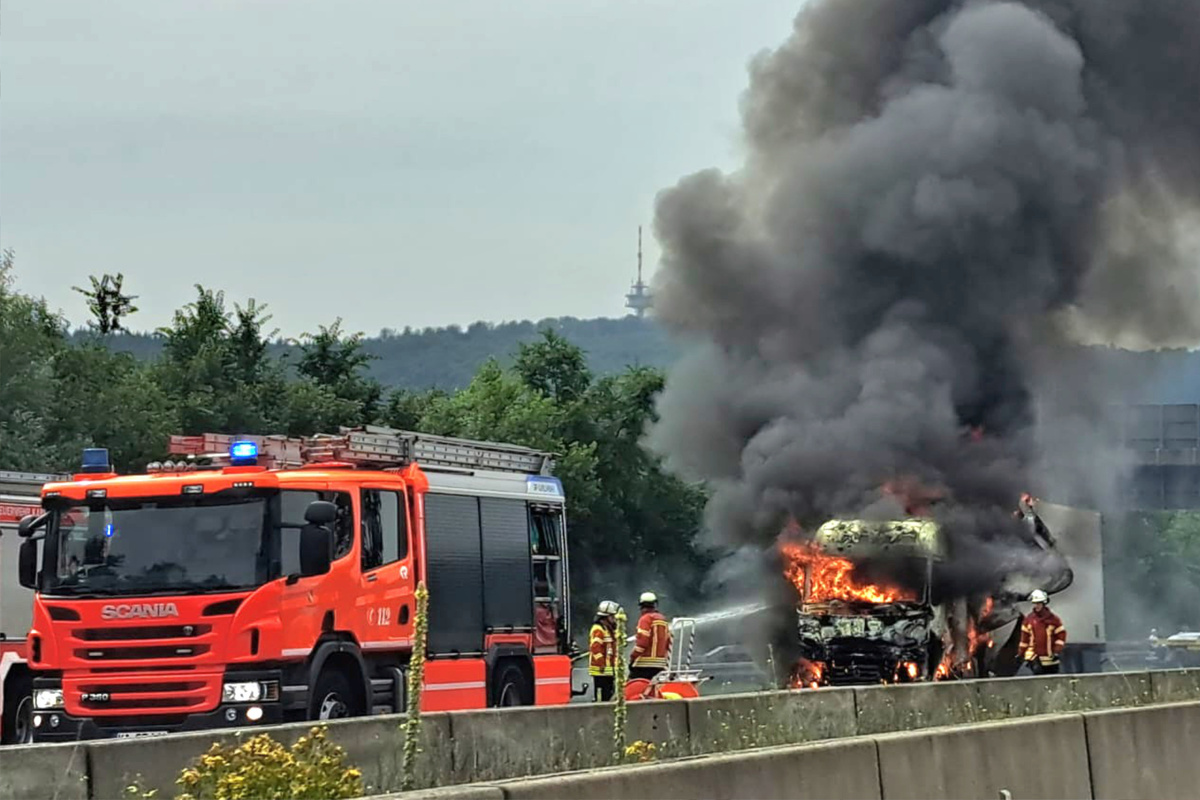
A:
[800, 638, 927, 685]
[30, 703, 285, 742]
[31, 670, 286, 742]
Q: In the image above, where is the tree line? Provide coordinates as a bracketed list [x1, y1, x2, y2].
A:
[69, 314, 678, 391]
[0, 259, 711, 627]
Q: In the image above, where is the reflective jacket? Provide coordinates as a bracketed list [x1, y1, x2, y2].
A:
[588, 622, 616, 677]
[1020, 607, 1066, 665]
[631, 610, 671, 669]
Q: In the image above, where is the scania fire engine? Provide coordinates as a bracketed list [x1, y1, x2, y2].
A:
[1, 470, 67, 744]
[16, 428, 576, 741]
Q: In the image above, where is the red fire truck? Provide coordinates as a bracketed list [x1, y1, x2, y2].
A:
[16, 428, 576, 742]
[2, 470, 66, 744]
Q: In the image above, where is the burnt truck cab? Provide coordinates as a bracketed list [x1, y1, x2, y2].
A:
[795, 519, 945, 686]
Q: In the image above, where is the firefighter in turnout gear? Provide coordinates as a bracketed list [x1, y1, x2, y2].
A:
[630, 591, 671, 681]
[589, 601, 619, 701]
[1019, 589, 1066, 674]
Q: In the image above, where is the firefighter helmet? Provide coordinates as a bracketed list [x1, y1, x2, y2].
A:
[639, 591, 658, 606]
[597, 600, 619, 617]
[1030, 589, 1048, 604]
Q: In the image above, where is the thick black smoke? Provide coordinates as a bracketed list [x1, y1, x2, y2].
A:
[647, 1, 1200, 592]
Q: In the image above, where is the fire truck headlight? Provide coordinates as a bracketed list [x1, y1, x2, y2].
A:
[222, 680, 278, 704]
[222, 682, 263, 703]
[34, 689, 64, 709]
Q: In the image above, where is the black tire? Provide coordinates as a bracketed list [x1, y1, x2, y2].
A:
[491, 663, 531, 708]
[2, 672, 33, 746]
[309, 669, 364, 721]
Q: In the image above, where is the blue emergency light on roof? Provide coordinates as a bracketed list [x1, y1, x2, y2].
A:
[229, 440, 259, 465]
[80, 448, 112, 474]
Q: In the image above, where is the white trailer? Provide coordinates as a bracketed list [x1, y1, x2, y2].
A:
[0, 470, 63, 744]
[1035, 502, 1106, 672]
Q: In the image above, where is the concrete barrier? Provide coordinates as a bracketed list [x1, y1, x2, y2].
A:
[684, 688, 857, 754]
[447, 699, 687, 782]
[853, 680, 981, 735]
[976, 671, 1154, 719]
[0, 741, 89, 800]
[496, 738, 882, 800]
[86, 712, 454, 799]
[1149, 668, 1200, 703]
[377, 789, 503, 800]
[1084, 701, 1200, 800]
[7, 668, 1200, 800]
[367, 695, 1200, 800]
[875, 714, 1091, 800]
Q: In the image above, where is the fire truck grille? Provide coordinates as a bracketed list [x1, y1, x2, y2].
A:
[68, 676, 218, 715]
[76, 645, 212, 661]
[78, 681, 208, 711]
[91, 665, 198, 674]
[77, 625, 212, 641]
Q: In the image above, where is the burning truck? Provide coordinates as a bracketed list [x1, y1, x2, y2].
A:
[783, 496, 1098, 688]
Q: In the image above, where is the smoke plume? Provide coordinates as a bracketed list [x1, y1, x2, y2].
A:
[648, 1, 1200, 592]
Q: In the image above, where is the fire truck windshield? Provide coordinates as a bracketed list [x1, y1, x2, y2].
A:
[43, 495, 270, 596]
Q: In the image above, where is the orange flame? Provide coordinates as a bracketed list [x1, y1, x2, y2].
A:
[782, 542, 917, 604]
[790, 658, 824, 690]
[931, 597, 995, 681]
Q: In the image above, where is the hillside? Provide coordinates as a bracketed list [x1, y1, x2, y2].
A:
[71, 316, 1200, 403]
[73, 315, 678, 390]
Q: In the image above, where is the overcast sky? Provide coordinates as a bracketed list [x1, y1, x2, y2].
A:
[1, 1, 801, 336]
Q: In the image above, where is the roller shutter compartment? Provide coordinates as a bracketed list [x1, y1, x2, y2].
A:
[423, 493, 484, 654]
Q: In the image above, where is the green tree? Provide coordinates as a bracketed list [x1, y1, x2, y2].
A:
[421, 333, 709, 628]
[1108, 511, 1200, 638]
[296, 319, 382, 426]
[0, 251, 74, 471]
[277, 379, 363, 437]
[45, 345, 175, 473]
[154, 286, 285, 434]
[381, 387, 447, 431]
[514, 329, 592, 404]
[72, 273, 139, 334]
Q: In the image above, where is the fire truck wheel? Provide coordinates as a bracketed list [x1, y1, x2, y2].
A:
[492, 663, 531, 707]
[310, 669, 364, 721]
[2, 672, 33, 745]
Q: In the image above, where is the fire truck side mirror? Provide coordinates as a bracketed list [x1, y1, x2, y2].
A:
[17, 514, 40, 538]
[299, 524, 333, 578]
[18, 538, 39, 590]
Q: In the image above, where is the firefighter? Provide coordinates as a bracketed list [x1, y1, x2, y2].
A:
[1019, 589, 1066, 674]
[589, 601, 619, 701]
[629, 591, 672, 681]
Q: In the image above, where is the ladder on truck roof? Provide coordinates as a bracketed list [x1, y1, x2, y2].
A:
[167, 426, 556, 476]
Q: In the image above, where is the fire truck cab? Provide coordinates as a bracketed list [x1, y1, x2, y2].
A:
[18, 428, 575, 742]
